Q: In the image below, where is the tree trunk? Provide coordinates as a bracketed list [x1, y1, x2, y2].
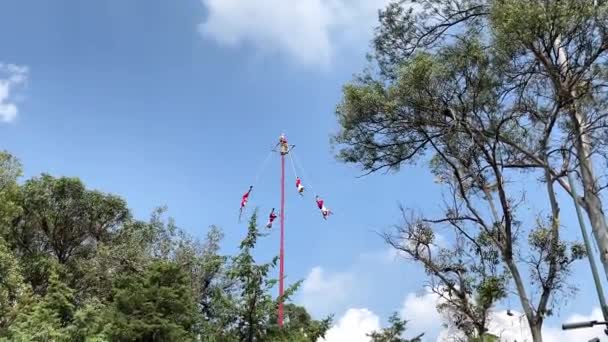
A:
[550, 33, 608, 282]
[529, 323, 543, 342]
[571, 107, 608, 281]
[504, 259, 542, 342]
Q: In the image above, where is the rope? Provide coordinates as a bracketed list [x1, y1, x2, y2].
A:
[239, 151, 273, 223]
[289, 152, 298, 179]
[253, 151, 273, 186]
[291, 149, 317, 195]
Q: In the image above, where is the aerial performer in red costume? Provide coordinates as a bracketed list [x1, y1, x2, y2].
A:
[266, 208, 278, 229]
[315, 195, 332, 220]
[239, 185, 253, 222]
[295, 177, 305, 195]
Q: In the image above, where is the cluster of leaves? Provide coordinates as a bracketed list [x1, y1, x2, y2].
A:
[367, 313, 424, 342]
[0, 150, 331, 341]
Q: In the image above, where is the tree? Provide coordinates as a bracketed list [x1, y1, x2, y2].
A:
[267, 303, 332, 342]
[202, 213, 331, 342]
[78, 207, 180, 302]
[0, 238, 28, 331]
[0, 152, 329, 341]
[0, 153, 30, 335]
[66, 299, 110, 342]
[386, 210, 509, 339]
[367, 312, 423, 342]
[346, 0, 608, 278]
[9, 174, 130, 264]
[230, 212, 284, 341]
[333, 1, 596, 340]
[0, 151, 22, 234]
[5, 174, 130, 297]
[106, 260, 198, 342]
[2, 268, 75, 342]
[2, 265, 111, 342]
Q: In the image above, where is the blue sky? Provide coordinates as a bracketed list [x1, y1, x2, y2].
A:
[0, 0, 607, 340]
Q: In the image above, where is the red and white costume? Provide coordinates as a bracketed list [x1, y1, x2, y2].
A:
[266, 208, 278, 229]
[315, 196, 332, 220]
[296, 177, 305, 195]
[240, 186, 253, 211]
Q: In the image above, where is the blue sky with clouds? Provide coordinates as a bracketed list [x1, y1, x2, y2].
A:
[0, 0, 607, 340]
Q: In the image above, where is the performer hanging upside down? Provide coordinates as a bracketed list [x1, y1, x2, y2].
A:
[266, 208, 278, 229]
[315, 195, 332, 220]
[239, 185, 253, 221]
[295, 177, 305, 195]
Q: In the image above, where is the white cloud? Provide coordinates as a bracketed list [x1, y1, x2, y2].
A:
[501, 307, 607, 342]
[318, 294, 439, 342]
[320, 305, 608, 342]
[300, 266, 355, 316]
[319, 308, 380, 342]
[304, 264, 608, 342]
[400, 290, 442, 337]
[553, 307, 607, 341]
[302, 238, 605, 342]
[398, 290, 608, 342]
[0, 63, 28, 123]
[198, 0, 392, 68]
[438, 310, 531, 342]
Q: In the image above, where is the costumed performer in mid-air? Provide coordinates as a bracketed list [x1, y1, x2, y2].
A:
[266, 208, 278, 229]
[295, 177, 305, 195]
[239, 185, 253, 221]
[315, 195, 332, 220]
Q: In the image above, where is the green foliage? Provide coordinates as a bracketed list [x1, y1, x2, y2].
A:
[367, 312, 423, 342]
[278, 304, 332, 342]
[3, 270, 75, 342]
[0, 153, 331, 341]
[206, 213, 332, 342]
[10, 174, 130, 264]
[490, 0, 599, 51]
[0, 152, 22, 239]
[66, 299, 109, 342]
[227, 213, 281, 341]
[476, 276, 507, 311]
[0, 151, 21, 189]
[106, 260, 197, 341]
[470, 333, 499, 342]
[0, 238, 27, 329]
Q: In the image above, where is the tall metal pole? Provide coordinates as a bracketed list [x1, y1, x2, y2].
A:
[278, 151, 285, 327]
[568, 172, 608, 322]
